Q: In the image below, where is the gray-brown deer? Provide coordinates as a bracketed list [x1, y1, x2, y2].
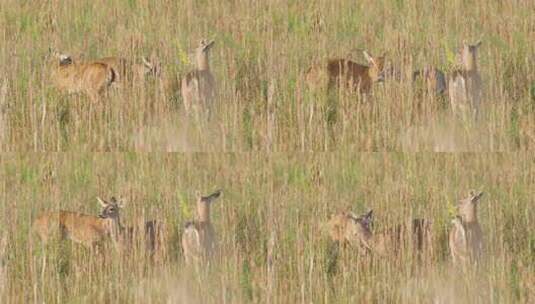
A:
[305, 51, 386, 94]
[181, 190, 222, 265]
[449, 190, 484, 265]
[181, 39, 216, 115]
[33, 196, 124, 249]
[48, 50, 116, 101]
[448, 41, 483, 119]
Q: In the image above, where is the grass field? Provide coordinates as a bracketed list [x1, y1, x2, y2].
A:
[0, 0, 534, 303]
[0, 153, 534, 303]
[0, 0, 534, 151]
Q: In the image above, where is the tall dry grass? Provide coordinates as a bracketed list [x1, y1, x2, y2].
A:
[0, 0, 533, 151]
[0, 153, 534, 303]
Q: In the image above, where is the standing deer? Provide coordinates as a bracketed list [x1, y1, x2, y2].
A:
[449, 190, 484, 265]
[305, 50, 386, 95]
[181, 39, 216, 115]
[181, 190, 222, 265]
[33, 196, 124, 249]
[326, 209, 374, 252]
[448, 41, 483, 120]
[48, 50, 116, 101]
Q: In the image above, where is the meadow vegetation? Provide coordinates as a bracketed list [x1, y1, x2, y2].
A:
[0, 153, 534, 303]
[0, 0, 533, 151]
[0, 0, 534, 303]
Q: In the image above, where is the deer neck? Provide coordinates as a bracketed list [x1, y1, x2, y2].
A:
[197, 202, 211, 224]
[463, 56, 478, 72]
[196, 52, 210, 71]
[460, 207, 478, 224]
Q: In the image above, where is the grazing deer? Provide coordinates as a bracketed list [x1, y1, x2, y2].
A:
[326, 210, 374, 252]
[449, 190, 484, 265]
[305, 51, 386, 94]
[373, 218, 433, 258]
[181, 39, 216, 115]
[181, 190, 222, 265]
[32, 196, 124, 249]
[49, 50, 116, 101]
[413, 67, 447, 95]
[448, 41, 483, 119]
[95, 56, 160, 85]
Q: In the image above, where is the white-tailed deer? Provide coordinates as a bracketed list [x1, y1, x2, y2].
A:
[326, 210, 374, 252]
[48, 50, 116, 101]
[181, 39, 216, 115]
[413, 67, 447, 95]
[449, 190, 484, 264]
[448, 41, 483, 119]
[305, 51, 386, 94]
[181, 190, 222, 265]
[95, 55, 160, 85]
[32, 196, 124, 249]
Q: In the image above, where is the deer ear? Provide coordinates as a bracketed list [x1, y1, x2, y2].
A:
[362, 51, 376, 66]
[474, 40, 482, 48]
[97, 197, 108, 207]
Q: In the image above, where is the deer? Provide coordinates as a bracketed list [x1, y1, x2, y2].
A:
[448, 41, 483, 120]
[181, 39, 216, 115]
[372, 218, 433, 258]
[305, 50, 386, 95]
[326, 209, 374, 252]
[181, 189, 222, 265]
[449, 190, 485, 265]
[413, 67, 447, 96]
[326, 210, 433, 259]
[121, 217, 166, 261]
[32, 196, 124, 250]
[94, 55, 160, 85]
[48, 49, 116, 101]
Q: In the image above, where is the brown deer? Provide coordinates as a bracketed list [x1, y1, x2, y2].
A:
[305, 51, 386, 94]
[48, 50, 116, 101]
[413, 67, 447, 96]
[95, 55, 160, 85]
[33, 196, 124, 249]
[373, 218, 433, 258]
[448, 41, 483, 119]
[449, 190, 484, 265]
[326, 209, 374, 252]
[181, 190, 222, 265]
[181, 39, 216, 115]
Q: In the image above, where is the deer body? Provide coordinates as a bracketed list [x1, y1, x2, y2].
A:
[413, 67, 447, 95]
[181, 190, 221, 264]
[50, 53, 116, 101]
[326, 210, 374, 252]
[181, 39, 216, 114]
[449, 191, 484, 264]
[32, 197, 123, 249]
[373, 218, 433, 257]
[306, 51, 385, 94]
[448, 41, 483, 119]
